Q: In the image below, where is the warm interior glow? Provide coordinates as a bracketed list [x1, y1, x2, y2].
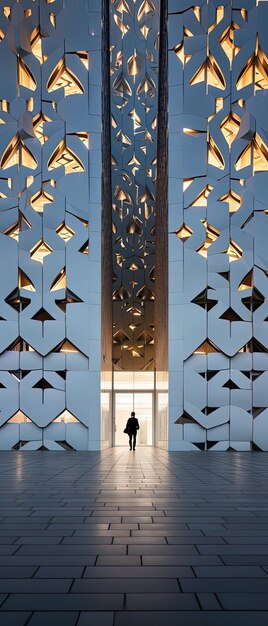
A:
[208, 136, 225, 169]
[226, 240, 242, 262]
[235, 133, 268, 172]
[59, 340, 78, 353]
[3, 7, 10, 19]
[190, 54, 226, 90]
[31, 27, 43, 63]
[196, 223, 219, 257]
[47, 58, 84, 95]
[128, 52, 141, 75]
[0, 134, 37, 170]
[31, 241, 52, 263]
[50, 13, 56, 27]
[219, 190, 241, 212]
[176, 224, 193, 241]
[4, 223, 19, 241]
[77, 51, 89, 70]
[18, 58, 36, 91]
[191, 185, 212, 206]
[114, 14, 130, 36]
[137, 0, 155, 21]
[56, 223, 75, 242]
[19, 270, 36, 291]
[220, 112, 240, 145]
[33, 113, 51, 144]
[54, 411, 79, 423]
[220, 22, 239, 64]
[31, 190, 53, 212]
[238, 270, 253, 291]
[50, 270, 66, 291]
[47, 140, 84, 174]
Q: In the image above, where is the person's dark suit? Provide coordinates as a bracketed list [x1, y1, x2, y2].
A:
[126, 416, 139, 450]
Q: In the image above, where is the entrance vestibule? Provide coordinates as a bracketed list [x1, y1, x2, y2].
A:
[113, 372, 154, 446]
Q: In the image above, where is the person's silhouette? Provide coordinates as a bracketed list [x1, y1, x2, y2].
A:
[126, 411, 139, 450]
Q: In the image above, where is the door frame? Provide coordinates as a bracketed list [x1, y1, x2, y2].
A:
[113, 390, 155, 446]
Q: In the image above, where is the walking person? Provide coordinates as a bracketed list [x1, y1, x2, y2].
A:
[125, 411, 139, 451]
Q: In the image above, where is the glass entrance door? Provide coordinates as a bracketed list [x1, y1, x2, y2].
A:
[114, 392, 153, 446]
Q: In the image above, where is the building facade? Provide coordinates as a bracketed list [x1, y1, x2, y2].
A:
[0, 0, 267, 451]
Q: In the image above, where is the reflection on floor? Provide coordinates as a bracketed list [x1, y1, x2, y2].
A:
[1, 448, 268, 625]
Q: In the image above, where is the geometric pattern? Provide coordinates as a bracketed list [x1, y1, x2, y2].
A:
[110, 0, 160, 371]
[0, 0, 102, 450]
[168, 0, 268, 450]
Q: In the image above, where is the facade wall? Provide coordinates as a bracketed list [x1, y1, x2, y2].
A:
[0, 0, 102, 450]
[168, 0, 268, 451]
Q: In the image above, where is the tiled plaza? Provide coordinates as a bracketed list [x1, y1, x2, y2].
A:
[1, 448, 268, 625]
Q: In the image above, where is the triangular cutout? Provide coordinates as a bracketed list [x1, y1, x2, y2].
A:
[219, 308, 243, 322]
[57, 340, 79, 353]
[79, 240, 89, 254]
[33, 377, 53, 389]
[238, 270, 253, 291]
[47, 58, 84, 95]
[1, 134, 37, 170]
[32, 308, 55, 321]
[252, 338, 267, 352]
[47, 140, 84, 174]
[50, 270, 66, 292]
[175, 411, 196, 425]
[19, 270, 36, 292]
[31, 241, 52, 263]
[18, 58, 37, 91]
[222, 379, 240, 389]
[194, 339, 219, 354]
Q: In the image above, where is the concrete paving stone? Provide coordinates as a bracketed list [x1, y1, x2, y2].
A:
[74, 531, 130, 537]
[0, 556, 96, 566]
[28, 612, 79, 626]
[83, 566, 194, 578]
[166, 536, 225, 544]
[14, 537, 63, 545]
[218, 593, 268, 610]
[142, 556, 222, 565]
[181, 579, 268, 593]
[0, 567, 37, 579]
[0, 613, 32, 625]
[34, 567, 84, 578]
[61, 537, 113, 545]
[193, 566, 266, 577]
[2, 593, 123, 611]
[197, 545, 268, 555]
[72, 578, 180, 593]
[114, 611, 268, 625]
[15, 544, 126, 556]
[126, 592, 199, 610]
[0, 579, 71, 593]
[197, 593, 221, 610]
[77, 613, 114, 626]
[0, 547, 20, 555]
[225, 537, 268, 544]
[221, 556, 268, 565]
[128, 545, 199, 555]
[113, 537, 166, 544]
[96, 556, 141, 566]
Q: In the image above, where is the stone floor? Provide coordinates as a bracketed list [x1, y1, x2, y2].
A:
[1, 449, 268, 625]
